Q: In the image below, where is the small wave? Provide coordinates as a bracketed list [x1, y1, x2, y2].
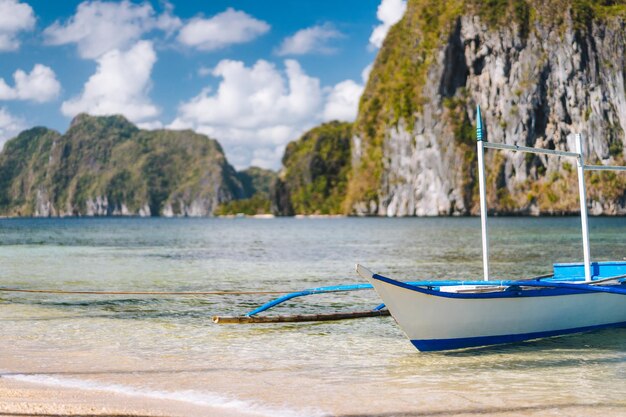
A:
[3, 372, 329, 417]
[7, 297, 159, 308]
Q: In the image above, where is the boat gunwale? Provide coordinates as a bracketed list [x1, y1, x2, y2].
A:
[371, 273, 625, 299]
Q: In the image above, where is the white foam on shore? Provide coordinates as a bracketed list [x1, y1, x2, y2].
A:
[3, 372, 329, 417]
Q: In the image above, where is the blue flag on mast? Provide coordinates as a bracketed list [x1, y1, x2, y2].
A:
[476, 105, 483, 142]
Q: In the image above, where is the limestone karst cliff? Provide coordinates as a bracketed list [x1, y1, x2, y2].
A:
[0, 114, 246, 217]
[215, 166, 277, 215]
[347, 0, 626, 216]
[272, 121, 352, 215]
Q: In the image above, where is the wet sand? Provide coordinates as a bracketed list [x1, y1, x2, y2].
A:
[2, 372, 626, 417]
[0, 377, 253, 417]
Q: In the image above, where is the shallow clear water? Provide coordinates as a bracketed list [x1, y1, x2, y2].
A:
[0, 217, 625, 416]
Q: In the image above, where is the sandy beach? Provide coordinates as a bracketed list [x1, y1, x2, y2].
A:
[0, 376, 255, 417]
[2, 365, 626, 417]
[2, 374, 626, 417]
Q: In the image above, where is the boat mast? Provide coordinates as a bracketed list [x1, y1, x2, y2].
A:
[473, 108, 625, 282]
[476, 105, 490, 281]
[575, 133, 592, 282]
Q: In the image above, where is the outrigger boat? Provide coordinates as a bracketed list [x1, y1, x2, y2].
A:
[357, 106, 626, 351]
[213, 106, 625, 352]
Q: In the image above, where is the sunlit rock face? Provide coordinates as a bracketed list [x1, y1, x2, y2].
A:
[351, 1, 626, 216]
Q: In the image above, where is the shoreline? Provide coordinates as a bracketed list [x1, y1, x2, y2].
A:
[0, 375, 186, 417]
[2, 213, 626, 220]
[0, 373, 283, 417]
[2, 373, 625, 417]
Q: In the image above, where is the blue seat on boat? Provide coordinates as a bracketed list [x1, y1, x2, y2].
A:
[553, 261, 626, 280]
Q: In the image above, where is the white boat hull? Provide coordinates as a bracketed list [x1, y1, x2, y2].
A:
[358, 266, 626, 351]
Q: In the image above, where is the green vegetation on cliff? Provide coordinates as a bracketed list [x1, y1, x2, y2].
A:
[347, 0, 626, 214]
[215, 167, 277, 215]
[0, 127, 60, 211]
[237, 167, 276, 197]
[273, 122, 352, 215]
[0, 114, 243, 216]
[349, 0, 477, 209]
[215, 193, 272, 216]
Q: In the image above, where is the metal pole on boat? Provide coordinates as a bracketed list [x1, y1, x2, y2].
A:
[476, 105, 490, 281]
[575, 133, 592, 282]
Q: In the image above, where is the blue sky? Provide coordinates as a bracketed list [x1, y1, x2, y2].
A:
[0, 0, 407, 169]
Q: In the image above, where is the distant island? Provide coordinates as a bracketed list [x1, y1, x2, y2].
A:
[1, 0, 626, 217]
[0, 114, 355, 217]
[0, 114, 275, 217]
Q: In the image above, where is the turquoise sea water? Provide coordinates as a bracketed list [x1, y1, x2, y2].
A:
[0, 217, 625, 416]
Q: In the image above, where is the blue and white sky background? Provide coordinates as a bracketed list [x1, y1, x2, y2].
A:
[0, 0, 407, 169]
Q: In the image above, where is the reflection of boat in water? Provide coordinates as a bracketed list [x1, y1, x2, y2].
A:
[358, 106, 626, 352]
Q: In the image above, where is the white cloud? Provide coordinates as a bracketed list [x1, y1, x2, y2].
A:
[361, 63, 373, 84]
[0, 107, 25, 148]
[0, 64, 61, 102]
[44, 0, 181, 59]
[61, 40, 159, 122]
[197, 66, 211, 77]
[369, 0, 406, 49]
[177, 8, 269, 51]
[250, 145, 285, 169]
[170, 59, 366, 169]
[155, 2, 183, 35]
[276, 24, 342, 56]
[0, 0, 35, 51]
[136, 120, 163, 130]
[323, 80, 364, 122]
[174, 59, 321, 129]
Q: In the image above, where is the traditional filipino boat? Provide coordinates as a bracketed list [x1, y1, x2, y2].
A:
[356, 106, 626, 351]
[213, 106, 625, 351]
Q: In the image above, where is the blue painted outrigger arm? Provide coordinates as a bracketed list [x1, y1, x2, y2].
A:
[245, 283, 376, 316]
[247, 281, 454, 316]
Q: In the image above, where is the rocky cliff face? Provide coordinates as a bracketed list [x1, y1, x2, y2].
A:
[272, 121, 352, 215]
[349, 0, 626, 216]
[0, 114, 244, 217]
[215, 167, 277, 215]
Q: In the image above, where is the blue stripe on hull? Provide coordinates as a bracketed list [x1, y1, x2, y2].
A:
[373, 273, 593, 299]
[411, 321, 626, 351]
